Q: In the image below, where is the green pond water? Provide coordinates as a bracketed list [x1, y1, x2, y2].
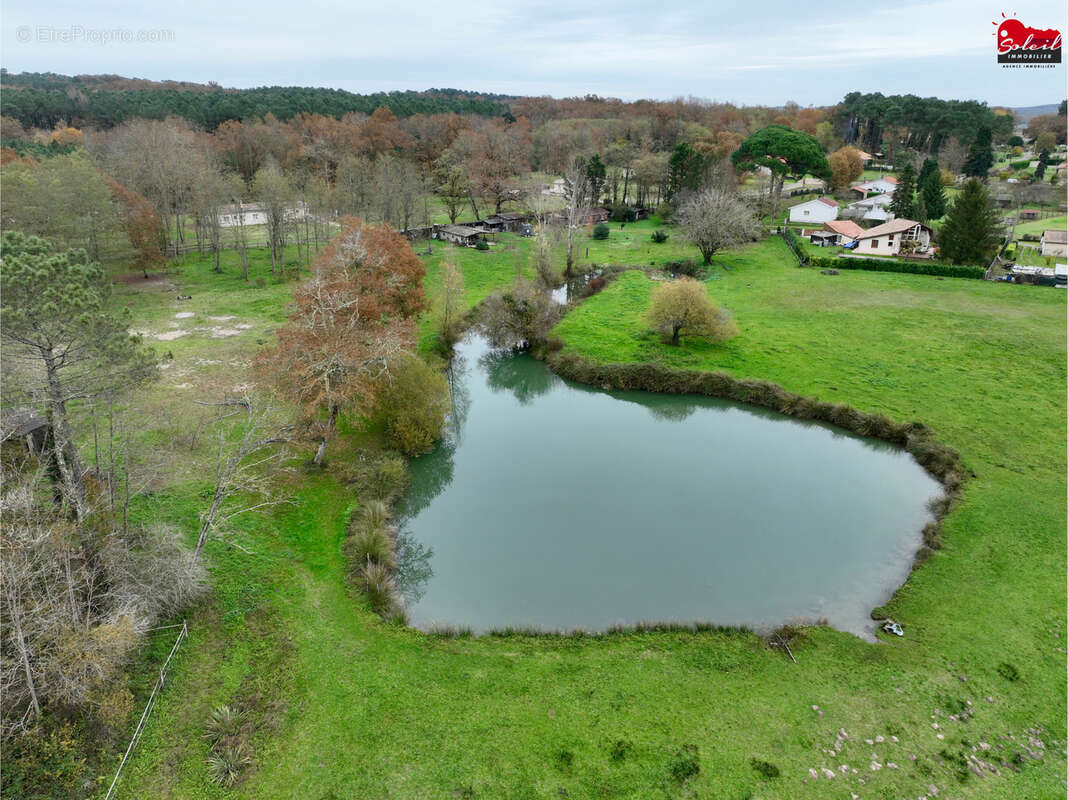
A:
[396, 335, 940, 638]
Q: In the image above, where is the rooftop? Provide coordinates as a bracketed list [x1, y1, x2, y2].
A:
[855, 218, 929, 239]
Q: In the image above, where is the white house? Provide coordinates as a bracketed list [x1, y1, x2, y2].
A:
[853, 219, 933, 256]
[851, 176, 898, 198]
[789, 196, 839, 223]
[1039, 229, 1068, 258]
[218, 202, 267, 227]
[844, 193, 894, 222]
[543, 178, 567, 196]
[217, 201, 308, 228]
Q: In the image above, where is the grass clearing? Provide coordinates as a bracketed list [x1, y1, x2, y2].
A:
[101, 231, 1067, 799]
[1013, 214, 1067, 239]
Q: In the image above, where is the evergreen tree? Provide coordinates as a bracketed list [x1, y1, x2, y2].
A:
[962, 127, 994, 178]
[939, 179, 1000, 264]
[667, 143, 705, 199]
[889, 163, 916, 220]
[914, 194, 928, 224]
[586, 154, 607, 203]
[919, 159, 947, 219]
[0, 232, 158, 518]
[1034, 150, 1049, 182]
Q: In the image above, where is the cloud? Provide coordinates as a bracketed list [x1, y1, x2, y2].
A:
[1, 0, 1064, 106]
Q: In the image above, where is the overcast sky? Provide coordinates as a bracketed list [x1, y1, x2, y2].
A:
[3, 0, 1065, 108]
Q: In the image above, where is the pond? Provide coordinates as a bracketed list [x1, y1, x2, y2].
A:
[395, 335, 940, 639]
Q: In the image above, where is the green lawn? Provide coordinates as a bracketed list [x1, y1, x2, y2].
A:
[102, 234, 1067, 800]
[1014, 215, 1067, 239]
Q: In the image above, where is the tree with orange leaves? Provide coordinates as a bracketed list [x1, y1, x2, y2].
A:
[106, 177, 166, 277]
[257, 218, 427, 465]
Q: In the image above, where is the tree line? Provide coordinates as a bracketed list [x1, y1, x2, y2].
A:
[0, 77, 512, 130]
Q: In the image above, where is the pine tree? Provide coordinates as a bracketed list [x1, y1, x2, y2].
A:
[919, 160, 947, 219]
[914, 194, 928, 223]
[586, 154, 607, 203]
[1034, 150, 1049, 182]
[889, 163, 916, 220]
[962, 127, 994, 178]
[939, 178, 1000, 264]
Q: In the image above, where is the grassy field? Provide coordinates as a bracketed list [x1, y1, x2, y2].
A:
[98, 230, 1067, 800]
[1013, 214, 1068, 239]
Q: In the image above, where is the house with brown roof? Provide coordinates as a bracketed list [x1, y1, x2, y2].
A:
[1040, 228, 1068, 258]
[853, 219, 933, 256]
[789, 196, 839, 223]
[809, 219, 866, 247]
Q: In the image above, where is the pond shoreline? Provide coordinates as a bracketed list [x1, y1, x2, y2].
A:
[352, 262, 967, 642]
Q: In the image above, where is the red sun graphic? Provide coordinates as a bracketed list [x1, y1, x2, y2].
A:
[992, 12, 1062, 62]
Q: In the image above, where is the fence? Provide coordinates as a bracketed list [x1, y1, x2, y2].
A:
[778, 228, 809, 266]
[103, 620, 188, 800]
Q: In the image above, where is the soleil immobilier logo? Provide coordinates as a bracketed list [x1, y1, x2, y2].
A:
[993, 13, 1062, 63]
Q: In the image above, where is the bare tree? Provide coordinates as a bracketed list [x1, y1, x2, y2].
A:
[253, 162, 293, 276]
[561, 157, 593, 276]
[193, 395, 291, 562]
[674, 188, 761, 264]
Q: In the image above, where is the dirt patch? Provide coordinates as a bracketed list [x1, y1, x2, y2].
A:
[175, 312, 195, 319]
[155, 330, 190, 341]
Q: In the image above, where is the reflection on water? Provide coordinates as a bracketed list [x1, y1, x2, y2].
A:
[399, 334, 940, 638]
[481, 348, 559, 405]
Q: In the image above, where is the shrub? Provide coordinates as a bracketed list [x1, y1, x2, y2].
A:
[203, 704, 244, 744]
[345, 524, 396, 572]
[377, 355, 451, 456]
[206, 743, 252, 787]
[592, 223, 610, 240]
[356, 560, 398, 615]
[663, 259, 701, 277]
[474, 239, 489, 251]
[807, 255, 984, 279]
[609, 204, 635, 222]
[650, 229, 669, 243]
[356, 499, 392, 529]
[996, 662, 1020, 682]
[644, 278, 738, 346]
[668, 744, 700, 782]
[1009, 159, 1030, 170]
[750, 757, 781, 779]
[610, 739, 633, 762]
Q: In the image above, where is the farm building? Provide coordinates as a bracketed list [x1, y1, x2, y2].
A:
[844, 193, 894, 222]
[435, 225, 485, 246]
[1019, 209, 1040, 220]
[808, 219, 866, 247]
[1039, 229, 1068, 258]
[788, 196, 839, 223]
[853, 219, 933, 256]
[552, 207, 610, 225]
[482, 212, 528, 233]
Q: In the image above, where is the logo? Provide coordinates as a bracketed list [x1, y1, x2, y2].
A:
[993, 13, 1061, 63]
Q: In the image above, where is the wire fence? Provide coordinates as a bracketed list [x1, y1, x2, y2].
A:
[103, 620, 188, 800]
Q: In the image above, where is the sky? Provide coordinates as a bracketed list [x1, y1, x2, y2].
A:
[2, 0, 1065, 108]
